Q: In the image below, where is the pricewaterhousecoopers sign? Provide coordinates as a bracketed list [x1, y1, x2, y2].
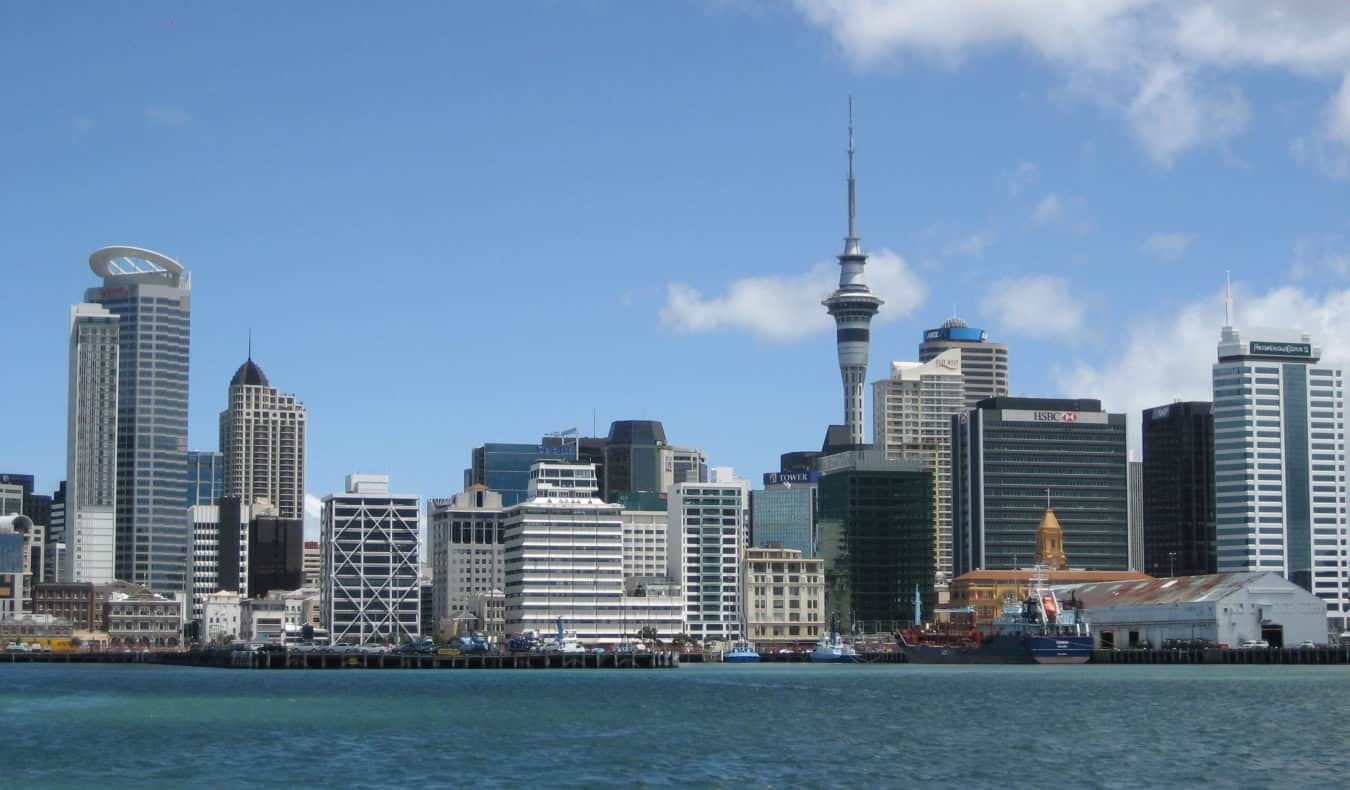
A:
[1249, 341, 1313, 358]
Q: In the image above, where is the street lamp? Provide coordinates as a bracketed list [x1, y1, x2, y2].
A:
[1168, 551, 1177, 578]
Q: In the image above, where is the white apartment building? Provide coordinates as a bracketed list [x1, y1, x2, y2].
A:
[65, 302, 119, 584]
[872, 348, 965, 582]
[504, 462, 683, 645]
[669, 480, 748, 643]
[321, 474, 421, 644]
[188, 503, 249, 622]
[428, 486, 505, 633]
[1213, 320, 1348, 626]
[201, 590, 242, 644]
[620, 508, 669, 578]
[219, 358, 307, 520]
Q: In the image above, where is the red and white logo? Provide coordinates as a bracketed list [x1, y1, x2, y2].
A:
[1062, 412, 1078, 422]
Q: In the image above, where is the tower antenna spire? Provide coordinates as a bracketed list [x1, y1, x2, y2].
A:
[1224, 270, 1233, 326]
[846, 95, 857, 249]
[248, 328, 252, 361]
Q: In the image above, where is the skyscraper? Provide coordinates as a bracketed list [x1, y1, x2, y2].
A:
[670, 479, 749, 643]
[822, 99, 883, 448]
[1212, 301, 1347, 624]
[1141, 401, 1215, 577]
[918, 317, 1009, 409]
[952, 398, 1129, 574]
[872, 348, 966, 582]
[85, 246, 191, 593]
[219, 357, 306, 520]
[604, 420, 671, 500]
[187, 450, 225, 508]
[65, 301, 120, 584]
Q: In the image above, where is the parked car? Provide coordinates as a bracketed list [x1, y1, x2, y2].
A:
[1239, 639, 1270, 649]
[1297, 640, 1318, 648]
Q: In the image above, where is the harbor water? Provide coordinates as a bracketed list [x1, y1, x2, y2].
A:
[4, 662, 1347, 787]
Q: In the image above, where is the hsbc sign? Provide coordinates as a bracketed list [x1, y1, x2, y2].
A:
[1002, 409, 1107, 425]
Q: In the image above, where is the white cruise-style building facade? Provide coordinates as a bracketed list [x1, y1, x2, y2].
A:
[1213, 318, 1348, 627]
[503, 462, 682, 645]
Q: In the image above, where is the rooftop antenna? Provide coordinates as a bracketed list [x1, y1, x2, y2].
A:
[1224, 270, 1233, 326]
[846, 95, 857, 249]
[248, 328, 252, 361]
[1045, 487, 1051, 510]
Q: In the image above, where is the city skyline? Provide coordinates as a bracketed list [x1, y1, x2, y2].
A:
[7, 4, 1350, 522]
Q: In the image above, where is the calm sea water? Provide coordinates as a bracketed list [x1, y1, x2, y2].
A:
[3, 662, 1347, 788]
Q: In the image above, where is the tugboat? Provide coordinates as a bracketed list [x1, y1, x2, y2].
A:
[810, 617, 860, 663]
[897, 567, 1093, 664]
[723, 639, 761, 663]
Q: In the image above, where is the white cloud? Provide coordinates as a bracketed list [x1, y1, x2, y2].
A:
[791, 1, 1350, 166]
[660, 249, 927, 341]
[980, 275, 1085, 338]
[1033, 194, 1063, 223]
[305, 493, 322, 520]
[943, 233, 990, 258]
[1142, 231, 1194, 258]
[1007, 161, 1039, 195]
[1057, 283, 1350, 453]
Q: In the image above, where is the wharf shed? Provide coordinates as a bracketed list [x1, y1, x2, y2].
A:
[1063, 572, 1326, 649]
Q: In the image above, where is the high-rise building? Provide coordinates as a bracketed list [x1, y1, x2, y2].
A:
[604, 420, 672, 500]
[750, 476, 817, 557]
[1128, 460, 1144, 572]
[952, 398, 1129, 575]
[321, 475, 421, 644]
[247, 513, 303, 599]
[187, 450, 225, 508]
[65, 302, 119, 585]
[219, 358, 306, 520]
[1142, 402, 1216, 578]
[670, 446, 708, 484]
[822, 100, 883, 448]
[669, 479, 749, 643]
[428, 486, 505, 634]
[1213, 310, 1347, 624]
[302, 541, 320, 589]
[467, 442, 572, 507]
[504, 461, 684, 644]
[188, 501, 250, 621]
[817, 450, 933, 631]
[872, 348, 966, 582]
[918, 317, 1009, 410]
[46, 482, 65, 583]
[0, 475, 30, 516]
[85, 246, 191, 594]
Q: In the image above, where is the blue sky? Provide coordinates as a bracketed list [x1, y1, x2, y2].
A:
[5, 2, 1350, 527]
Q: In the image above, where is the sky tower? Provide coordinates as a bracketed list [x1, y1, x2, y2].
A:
[823, 98, 883, 447]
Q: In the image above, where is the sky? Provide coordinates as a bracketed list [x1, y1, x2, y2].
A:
[5, 2, 1350, 535]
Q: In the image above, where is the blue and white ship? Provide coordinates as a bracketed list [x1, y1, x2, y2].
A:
[723, 639, 761, 663]
[810, 618, 860, 663]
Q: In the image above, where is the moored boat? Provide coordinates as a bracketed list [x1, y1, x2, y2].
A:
[723, 640, 761, 663]
[810, 618, 860, 663]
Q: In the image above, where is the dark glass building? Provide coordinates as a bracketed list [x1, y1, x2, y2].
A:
[1142, 402, 1216, 577]
[816, 450, 934, 632]
[467, 443, 572, 507]
[604, 420, 668, 500]
[953, 397, 1129, 574]
[187, 450, 225, 508]
[247, 515, 303, 597]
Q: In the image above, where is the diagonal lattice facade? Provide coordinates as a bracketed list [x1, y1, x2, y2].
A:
[321, 477, 420, 645]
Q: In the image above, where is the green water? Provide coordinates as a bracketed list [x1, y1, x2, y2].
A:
[3, 663, 1346, 788]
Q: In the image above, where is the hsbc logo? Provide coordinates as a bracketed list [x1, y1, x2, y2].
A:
[1032, 411, 1079, 422]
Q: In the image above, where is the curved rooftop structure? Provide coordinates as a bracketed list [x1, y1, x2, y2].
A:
[89, 246, 184, 285]
[940, 316, 968, 329]
[230, 358, 269, 388]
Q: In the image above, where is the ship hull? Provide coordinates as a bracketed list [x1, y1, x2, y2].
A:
[723, 653, 761, 663]
[899, 634, 1093, 665]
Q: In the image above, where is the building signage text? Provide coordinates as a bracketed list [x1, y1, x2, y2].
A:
[1001, 409, 1109, 425]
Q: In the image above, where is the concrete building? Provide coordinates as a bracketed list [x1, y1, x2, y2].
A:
[303, 541, 320, 589]
[321, 474, 421, 645]
[604, 420, 672, 500]
[201, 590, 243, 644]
[953, 397, 1129, 574]
[817, 450, 934, 632]
[1069, 572, 1328, 649]
[103, 586, 184, 649]
[1128, 460, 1144, 571]
[1142, 401, 1216, 578]
[427, 486, 505, 636]
[744, 547, 826, 646]
[750, 477, 817, 557]
[187, 503, 251, 622]
[504, 461, 683, 645]
[1212, 309, 1348, 626]
[669, 479, 749, 643]
[872, 348, 966, 582]
[219, 357, 307, 520]
[85, 246, 192, 595]
[620, 508, 669, 578]
[45, 481, 66, 582]
[918, 317, 1009, 410]
[65, 302, 119, 585]
[670, 446, 708, 484]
